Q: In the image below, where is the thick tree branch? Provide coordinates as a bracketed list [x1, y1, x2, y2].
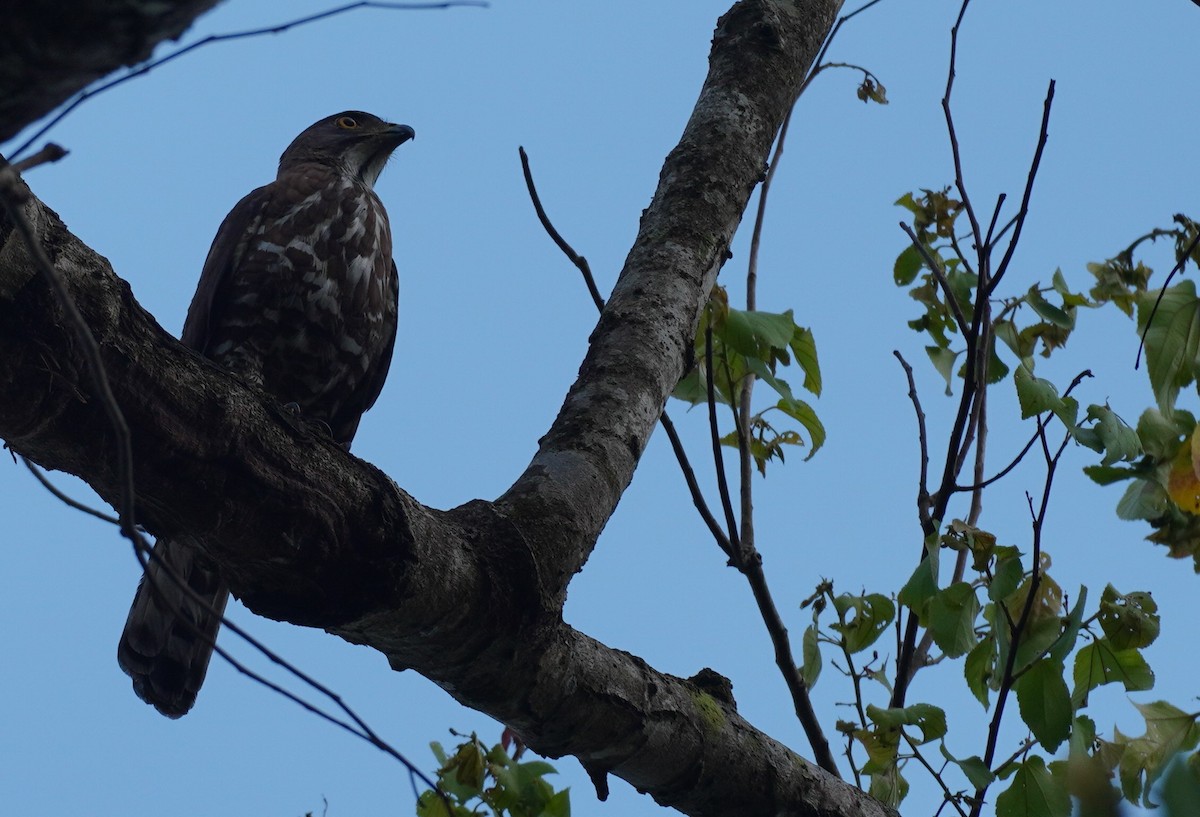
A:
[1, 2, 891, 815]
[0, 0, 221, 143]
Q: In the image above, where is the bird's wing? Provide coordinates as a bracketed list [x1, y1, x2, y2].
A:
[180, 184, 274, 353]
[359, 257, 400, 416]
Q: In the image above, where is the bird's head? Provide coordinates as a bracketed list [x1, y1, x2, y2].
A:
[278, 111, 415, 187]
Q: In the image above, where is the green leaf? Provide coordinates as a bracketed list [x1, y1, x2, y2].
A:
[543, 788, 571, 817]
[1160, 754, 1200, 817]
[1074, 404, 1143, 466]
[985, 342, 1011, 384]
[800, 624, 822, 688]
[1118, 702, 1200, 807]
[1015, 659, 1072, 753]
[926, 345, 959, 395]
[671, 367, 709, 406]
[940, 744, 996, 790]
[964, 636, 995, 708]
[1014, 361, 1079, 426]
[989, 547, 1025, 603]
[1046, 586, 1088, 665]
[1137, 408, 1190, 461]
[1072, 638, 1155, 708]
[995, 755, 1071, 817]
[856, 76, 889, 105]
[720, 308, 795, 357]
[774, 397, 826, 459]
[927, 581, 980, 658]
[854, 727, 899, 775]
[1051, 268, 1092, 308]
[1013, 614, 1069, 676]
[894, 191, 920, 216]
[1027, 285, 1074, 329]
[898, 557, 938, 624]
[1116, 478, 1170, 521]
[867, 702, 948, 744]
[1137, 279, 1200, 415]
[868, 760, 909, 807]
[831, 593, 896, 654]
[789, 325, 822, 396]
[895, 243, 924, 285]
[1083, 464, 1140, 485]
[1098, 584, 1161, 650]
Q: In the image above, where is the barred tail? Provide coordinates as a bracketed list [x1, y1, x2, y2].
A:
[117, 539, 228, 718]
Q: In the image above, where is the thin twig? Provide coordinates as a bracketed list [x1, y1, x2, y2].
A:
[982, 193, 1006, 252]
[942, 0, 984, 256]
[742, 557, 841, 776]
[1136, 227, 1200, 368]
[517, 146, 734, 556]
[893, 351, 932, 524]
[987, 80, 1056, 296]
[705, 324, 743, 553]
[800, 0, 891, 94]
[127, 533, 448, 801]
[991, 738, 1034, 780]
[518, 147, 604, 312]
[904, 733, 969, 817]
[954, 369, 1091, 493]
[4, 143, 68, 173]
[22, 457, 120, 525]
[8, 1, 488, 160]
[900, 221, 970, 335]
[659, 413, 734, 558]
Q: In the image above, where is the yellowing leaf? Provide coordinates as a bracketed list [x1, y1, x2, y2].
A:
[1167, 431, 1200, 514]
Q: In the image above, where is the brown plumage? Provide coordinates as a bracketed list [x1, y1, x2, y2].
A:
[117, 111, 414, 717]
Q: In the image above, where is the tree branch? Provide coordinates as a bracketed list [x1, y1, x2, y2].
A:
[0, 0, 222, 143]
[0, 2, 893, 815]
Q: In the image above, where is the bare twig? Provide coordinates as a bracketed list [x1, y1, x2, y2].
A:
[942, 0, 984, 256]
[705, 324, 743, 552]
[4, 143, 68, 173]
[518, 147, 604, 312]
[982, 193, 1006, 252]
[1136, 227, 1200, 368]
[22, 457, 120, 525]
[801, 0, 891, 94]
[893, 351, 932, 524]
[904, 732, 969, 817]
[659, 412, 734, 558]
[517, 147, 734, 557]
[987, 79, 1056, 296]
[8, 2, 488, 160]
[954, 369, 1091, 493]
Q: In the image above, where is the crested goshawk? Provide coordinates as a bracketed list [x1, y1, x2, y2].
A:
[117, 111, 415, 717]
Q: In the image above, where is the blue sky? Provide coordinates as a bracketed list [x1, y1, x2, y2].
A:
[2, 1, 1198, 815]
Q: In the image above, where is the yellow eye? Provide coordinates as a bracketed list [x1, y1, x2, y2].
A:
[335, 116, 359, 130]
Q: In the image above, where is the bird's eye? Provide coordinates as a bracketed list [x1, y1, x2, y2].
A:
[335, 116, 359, 130]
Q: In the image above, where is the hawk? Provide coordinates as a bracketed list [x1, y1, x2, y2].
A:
[117, 111, 415, 717]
